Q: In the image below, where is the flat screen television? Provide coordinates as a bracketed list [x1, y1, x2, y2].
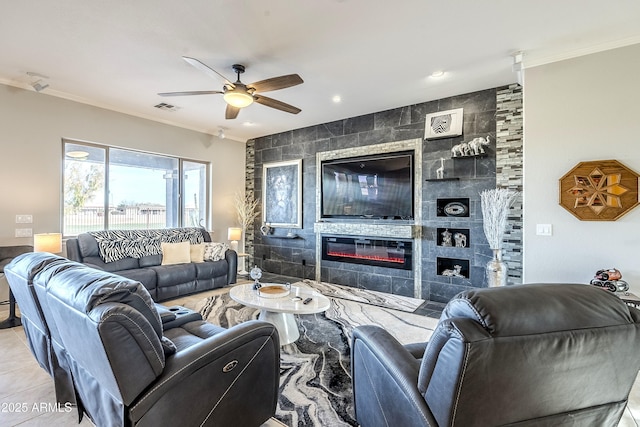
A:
[321, 151, 414, 220]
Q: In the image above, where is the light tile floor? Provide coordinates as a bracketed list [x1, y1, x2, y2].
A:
[1, 278, 639, 426]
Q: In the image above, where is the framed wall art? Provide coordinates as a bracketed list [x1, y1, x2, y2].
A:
[424, 108, 464, 140]
[559, 159, 639, 221]
[262, 159, 302, 228]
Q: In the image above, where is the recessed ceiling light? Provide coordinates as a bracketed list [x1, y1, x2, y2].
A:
[430, 71, 445, 78]
[332, 95, 342, 103]
[242, 121, 255, 127]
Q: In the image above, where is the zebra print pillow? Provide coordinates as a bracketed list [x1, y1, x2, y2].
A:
[89, 228, 205, 263]
[203, 242, 229, 262]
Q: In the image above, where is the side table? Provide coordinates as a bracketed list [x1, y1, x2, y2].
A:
[237, 252, 250, 276]
[0, 245, 33, 329]
[0, 277, 21, 329]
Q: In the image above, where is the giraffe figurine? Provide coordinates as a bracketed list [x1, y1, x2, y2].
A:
[436, 157, 445, 179]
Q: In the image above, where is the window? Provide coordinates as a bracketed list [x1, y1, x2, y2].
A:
[63, 140, 210, 236]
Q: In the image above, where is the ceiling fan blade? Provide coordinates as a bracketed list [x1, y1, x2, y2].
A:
[253, 95, 301, 114]
[225, 104, 240, 120]
[182, 56, 235, 87]
[248, 74, 303, 93]
[158, 90, 223, 97]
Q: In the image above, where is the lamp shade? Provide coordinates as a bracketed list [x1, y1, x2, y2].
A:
[228, 227, 242, 241]
[34, 233, 62, 253]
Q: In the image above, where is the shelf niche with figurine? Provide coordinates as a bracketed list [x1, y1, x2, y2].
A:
[436, 198, 470, 217]
[437, 228, 470, 248]
[437, 257, 470, 279]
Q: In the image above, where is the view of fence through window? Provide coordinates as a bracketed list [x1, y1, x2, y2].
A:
[63, 141, 209, 236]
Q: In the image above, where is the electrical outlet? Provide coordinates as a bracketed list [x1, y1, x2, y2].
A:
[15, 228, 33, 237]
[15, 214, 33, 223]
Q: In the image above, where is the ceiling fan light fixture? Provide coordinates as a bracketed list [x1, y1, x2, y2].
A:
[223, 89, 254, 108]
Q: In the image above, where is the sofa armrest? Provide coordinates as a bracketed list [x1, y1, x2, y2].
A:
[351, 325, 437, 427]
[65, 239, 82, 262]
[128, 320, 279, 426]
[225, 249, 237, 284]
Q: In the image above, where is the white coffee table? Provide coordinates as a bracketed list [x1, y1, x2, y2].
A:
[229, 283, 331, 345]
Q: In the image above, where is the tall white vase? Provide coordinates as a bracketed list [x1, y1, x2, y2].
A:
[486, 248, 508, 287]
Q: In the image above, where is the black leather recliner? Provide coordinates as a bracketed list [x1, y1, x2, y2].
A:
[6, 253, 280, 427]
[2, 251, 78, 405]
[352, 283, 640, 426]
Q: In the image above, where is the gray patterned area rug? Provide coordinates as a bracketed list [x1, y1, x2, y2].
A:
[189, 283, 439, 427]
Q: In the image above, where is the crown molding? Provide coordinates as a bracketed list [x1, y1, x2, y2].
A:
[522, 35, 640, 69]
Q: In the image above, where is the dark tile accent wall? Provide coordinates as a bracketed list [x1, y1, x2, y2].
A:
[248, 86, 522, 303]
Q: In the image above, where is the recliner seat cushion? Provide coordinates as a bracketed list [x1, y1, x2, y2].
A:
[151, 263, 197, 287]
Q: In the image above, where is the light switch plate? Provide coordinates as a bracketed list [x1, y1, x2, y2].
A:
[15, 228, 33, 237]
[536, 224, 553, 236]
[16, 214, 33, 223]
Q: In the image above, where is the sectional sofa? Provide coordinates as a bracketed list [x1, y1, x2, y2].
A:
[66, 227, 237, 301]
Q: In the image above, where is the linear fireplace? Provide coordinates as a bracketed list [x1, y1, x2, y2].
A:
[322, 236, 412, 270]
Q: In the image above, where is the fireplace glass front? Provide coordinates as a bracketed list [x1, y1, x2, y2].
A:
[322, 236, 412, 270]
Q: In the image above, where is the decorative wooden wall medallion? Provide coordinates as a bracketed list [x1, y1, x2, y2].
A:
[559, 160, 639, 221]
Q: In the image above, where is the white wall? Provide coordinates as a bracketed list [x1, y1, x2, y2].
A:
[523, 43, 640, 292]
[0, 83, 246, 247]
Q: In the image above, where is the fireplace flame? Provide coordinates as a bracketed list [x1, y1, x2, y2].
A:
[326, 250, 405, 264]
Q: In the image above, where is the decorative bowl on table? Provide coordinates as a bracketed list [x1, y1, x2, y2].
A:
[256, 283, 291, 299]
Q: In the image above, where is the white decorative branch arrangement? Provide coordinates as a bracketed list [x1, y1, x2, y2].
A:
[233, 191, 261, 232]
[480, 188, 519, 249]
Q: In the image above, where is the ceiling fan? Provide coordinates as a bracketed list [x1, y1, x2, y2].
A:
[158, 57, 303, 119]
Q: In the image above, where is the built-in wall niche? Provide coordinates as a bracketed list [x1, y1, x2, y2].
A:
[437, 198, 470, 217]
[437, 257, 470, 279]
[437, 228, 470, 248]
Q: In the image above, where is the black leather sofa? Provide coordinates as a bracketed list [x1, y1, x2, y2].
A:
[5, 252, 279, 427]
[352, 283, 640, 426]
[66, 228, 237, 301]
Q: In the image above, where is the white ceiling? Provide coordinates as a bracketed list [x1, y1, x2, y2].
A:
[2, 0, 640, 142]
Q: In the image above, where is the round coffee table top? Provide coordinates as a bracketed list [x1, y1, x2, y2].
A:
[229, 282, 331, 315]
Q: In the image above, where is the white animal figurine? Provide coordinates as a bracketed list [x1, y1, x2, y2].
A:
[436, 157, 445, 179]
[442, 265, 464, 277]
[451, 135, 491, 157]
[454, 232, 467, 248]
[451, 142, 469, 157]
[468, 135, 491, 155]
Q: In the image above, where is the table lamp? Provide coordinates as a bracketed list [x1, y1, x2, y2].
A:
[33, 232, 62, 253]
[227, 227, 242, 252]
